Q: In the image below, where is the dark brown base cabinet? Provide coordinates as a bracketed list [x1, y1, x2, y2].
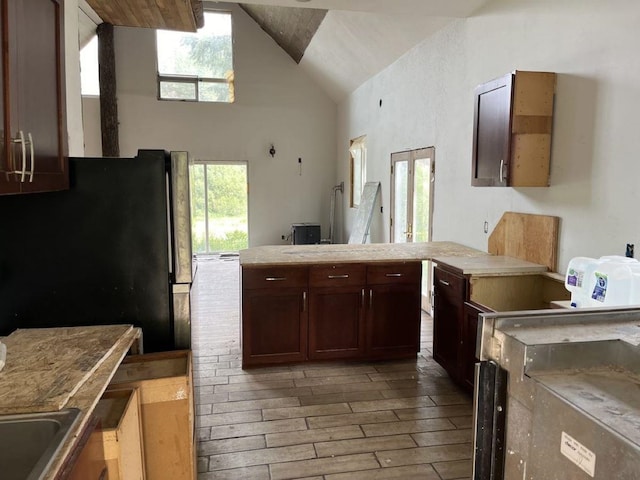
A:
[241, 262, 422, 367]
[433, 265, 494, 393]
[433, 261, 568, 391]
[433, 266, 466, 382]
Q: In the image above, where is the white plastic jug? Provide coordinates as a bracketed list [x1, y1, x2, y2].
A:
[585, 257, 638, 307]
[565, 257, 599, 307]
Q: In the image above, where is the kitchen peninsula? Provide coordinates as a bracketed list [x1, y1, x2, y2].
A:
[239, 241, 487, 367]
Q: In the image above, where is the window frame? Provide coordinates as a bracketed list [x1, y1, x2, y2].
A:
[156, 10, 235, 103]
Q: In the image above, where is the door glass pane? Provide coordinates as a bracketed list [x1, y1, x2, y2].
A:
[189, 165, 206, 253]
[205, 164, 248, 253]
[412, 157, 431, 243]
[393, 160, 409, 243]
[190, 163, 248, 254]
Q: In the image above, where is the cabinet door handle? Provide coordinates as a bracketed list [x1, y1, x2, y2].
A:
[302, 291, 307, 312]
[369, 289, 373, 309]
[439, 279, 450, 286]
[385, 273, 403, 277]
[27, 133, 34, 182]
[328, 274, 349, 279]
[265, 277, 286, 281]
[499, 159, 505, 183]
[361, 288, 365, 308]
[12, 131, 27, 182]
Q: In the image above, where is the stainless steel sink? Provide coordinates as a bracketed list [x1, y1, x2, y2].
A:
[0, 408, 81, 480]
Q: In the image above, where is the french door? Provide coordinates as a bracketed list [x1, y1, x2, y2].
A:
[390, 147, 435, 310]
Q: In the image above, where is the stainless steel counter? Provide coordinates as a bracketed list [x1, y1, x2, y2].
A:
[474, 307, 640, 479]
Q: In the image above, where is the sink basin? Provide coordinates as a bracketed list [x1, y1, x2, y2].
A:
[0, 408, 81, 480]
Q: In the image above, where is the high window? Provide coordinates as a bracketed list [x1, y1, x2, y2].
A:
[156, 11, 234, 103]
[80, 35, 99, 96]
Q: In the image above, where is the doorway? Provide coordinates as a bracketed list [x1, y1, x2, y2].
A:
[189, 161, 248, 254]
[390, 147, 435, 310]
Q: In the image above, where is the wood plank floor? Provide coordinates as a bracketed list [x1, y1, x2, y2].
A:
[191, 255, 473, 480]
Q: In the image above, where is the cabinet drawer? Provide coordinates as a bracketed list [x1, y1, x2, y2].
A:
[434, 267, 466, 304]
[367, 263, 421, 285]
[243, 266, 308, 289]
[310, 264, 366, 287]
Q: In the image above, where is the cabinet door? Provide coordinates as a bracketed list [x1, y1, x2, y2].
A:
[242, 287, 308, 366]
[366, 283, 421, 358]
[471, 73, 513, 187]
[309, 286, 366, 360]
[3, 0, 67, 195]
[308, 264, 366, 360]
[0, 2, 19, 194]
[15, 0, 67, 193]
[365, 263, 421, 359]
[432, 266, 466, 380]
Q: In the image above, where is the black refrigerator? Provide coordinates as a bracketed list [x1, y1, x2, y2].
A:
[0, 150, 193, 352]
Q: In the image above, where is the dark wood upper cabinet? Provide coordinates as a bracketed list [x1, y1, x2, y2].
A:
[472, 70, 556, 187]
[1, 0, 68, 196]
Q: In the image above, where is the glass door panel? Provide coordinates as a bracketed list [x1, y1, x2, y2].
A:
[393, 159, 409, 243]
[390, 148, 435, 312]
[190, 162, 248, 254]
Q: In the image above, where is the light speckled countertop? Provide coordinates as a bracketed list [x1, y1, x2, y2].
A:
[239, 241, 488, 266]
[0, 325, 141, 480]
[433, 255, 549, 275]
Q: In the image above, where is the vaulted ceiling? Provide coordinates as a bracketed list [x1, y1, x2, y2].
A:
[79, 0, 491, 102]
[232, 0, 491, 101]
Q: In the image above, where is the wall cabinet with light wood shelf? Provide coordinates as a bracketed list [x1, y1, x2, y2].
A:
[472, 70, 556, 187]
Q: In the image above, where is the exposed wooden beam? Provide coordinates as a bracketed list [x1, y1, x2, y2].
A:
[97, 23, 119, 157]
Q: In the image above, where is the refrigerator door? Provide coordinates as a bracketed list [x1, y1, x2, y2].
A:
[172, 283, 191, 349]
[0, 154, 174, 352]
[169, 151, 193, 349]
[169, 151, 193, 284]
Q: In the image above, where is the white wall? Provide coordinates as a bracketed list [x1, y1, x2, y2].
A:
[64, 0, 84, 156]
[82, 3, 336, 247]
[338, 0, 640, 272]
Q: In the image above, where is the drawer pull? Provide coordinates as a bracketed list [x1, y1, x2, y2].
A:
[385, 273, 403, 277]
[439, 279, 450, 286]
[328, 274, 349, 279]
[265, 277, 286, 281]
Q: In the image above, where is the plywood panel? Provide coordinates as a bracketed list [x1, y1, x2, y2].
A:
[86, 0, 202, 32]
[109, 350, 195, 480]
[488, 212, 559, 271]
[0, 325, 133, 413]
